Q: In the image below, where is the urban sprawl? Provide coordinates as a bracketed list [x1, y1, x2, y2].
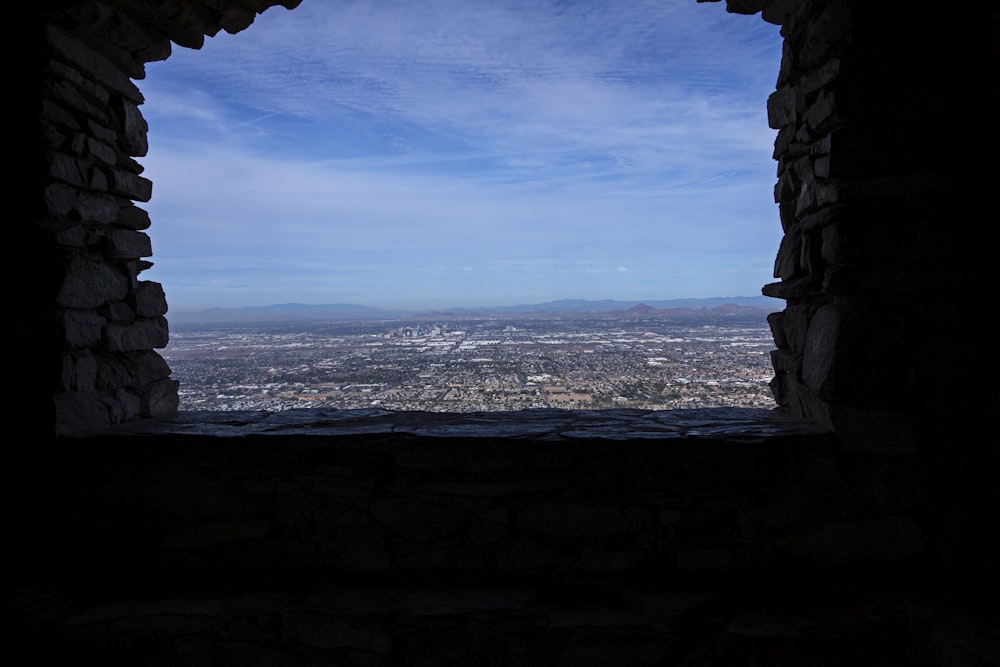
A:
[164, 317, 777, 412]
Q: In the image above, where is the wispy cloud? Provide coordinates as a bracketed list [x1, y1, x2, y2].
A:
[140, 0, 783, 311]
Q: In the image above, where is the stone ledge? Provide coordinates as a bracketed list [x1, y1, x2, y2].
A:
[96, 406, 826, 441]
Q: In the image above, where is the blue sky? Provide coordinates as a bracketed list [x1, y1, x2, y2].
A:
[139, 0, 783, 312]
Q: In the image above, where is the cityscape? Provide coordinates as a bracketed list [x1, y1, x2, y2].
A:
[164, 311, 778, 413]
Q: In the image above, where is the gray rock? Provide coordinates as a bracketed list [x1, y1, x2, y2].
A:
[57, 254, 129, 309]
[133, 281, 168, 317]
[104, 316, 169, 351]
[56, 309, 106, 347]
[105, 228, 152, 259]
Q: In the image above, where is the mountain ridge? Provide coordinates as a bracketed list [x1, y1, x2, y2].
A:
[168, 296, 779, 324]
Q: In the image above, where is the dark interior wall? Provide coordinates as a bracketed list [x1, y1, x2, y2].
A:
[6, 411, 998, 664]
[762, 1, 999, 454]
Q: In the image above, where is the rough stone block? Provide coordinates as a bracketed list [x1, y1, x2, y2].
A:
[90, 166, 108, 192]
[87, 117, 118, 145]
[118, 204, 152, 230]
[767, 85, 798, 129]
[162, 520, 272, 550]
[46, 24, 142, 103]
[105, 228, 152, 259]
[494, 534, 573, 571]
[57, 309, 106, 347]
[768, 372, 790, 407]
[44, 77, 108, 123]
[313, 525, 390, 570]
[44, 182, 77, 216]
[799, 1, 851, 68]
[761, 0, 797, 25]
[133, 281, 168, 317]
[772, 228, 801, 280]
[579, 548, 646, 574]
[48, 151, 92, 190]
[798, 229, 824, 275]
[96, 350, 172, 391]
[803, 88, 840, 132]
[59, 351, 98, 392]
[41, 99, 79, 130]
[676, 545, 773, 573]
[767, 311, 788, 349]
[775, 375, 832, 430]
[281, 608, 392, 655]
[111, 169, 153, 202]
[848, 457, 922, 511]
[141, 377, 179, 418]
[769, 348, 799, 376]
[100, 301, 134, 323]
[44, 121, 68, 150]
[87, 137, 117, 167]
[798, 58, 841, 98]
[78, 192, 120, 223]
[110, 387, 142, 423]
[781, 304, 814, 352]
[786, 515, 923, 564]
[37, 219, 88, 247]
[795, 170, 817, 215]
[114, 97, 149, 157]
[773, 163, 798, 203]
[70, 132, 88, 156]
[519, 502, 651, 538]
[772, 124, 793, 159]
[57, 254, 129, 309]
[370, 497, 469, 539]
[104, 316, 169, 351]
[802, 303, 908, 407]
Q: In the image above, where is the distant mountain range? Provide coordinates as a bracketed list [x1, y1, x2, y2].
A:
[169, 296, 779, 324]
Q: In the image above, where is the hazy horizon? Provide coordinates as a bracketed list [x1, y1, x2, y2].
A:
[141, 1, 783, 312]
[168, 294, 780, 318]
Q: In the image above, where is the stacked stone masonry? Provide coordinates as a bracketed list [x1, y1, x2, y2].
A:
[755, 1, 997, 455]
[28, 1, 302, 435]
[43, 21, 175, 431]
[8, 408, 998, 664]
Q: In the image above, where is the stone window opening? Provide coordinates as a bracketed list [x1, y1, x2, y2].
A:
[22, 0, 997, 457]
[111, 0, 777, 428]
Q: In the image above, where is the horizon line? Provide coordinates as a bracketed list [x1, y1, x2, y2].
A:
[169, 294, 779, 315]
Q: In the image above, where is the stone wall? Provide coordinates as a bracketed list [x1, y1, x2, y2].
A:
[19, 1, 301, 436]
[758, 1, 998, 452]
[42, 18, 174, 431]
[7, 408, 996, 664]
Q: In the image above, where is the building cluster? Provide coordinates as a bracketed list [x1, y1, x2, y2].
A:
[164, 318, 776, 412]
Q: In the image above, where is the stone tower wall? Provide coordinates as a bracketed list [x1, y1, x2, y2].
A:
[759, 1, 997, 453]
[39, 18, 173, 433]
[20, 1, 300, 435]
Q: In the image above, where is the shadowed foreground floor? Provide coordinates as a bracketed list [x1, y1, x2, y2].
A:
[5, 408, 998, 664]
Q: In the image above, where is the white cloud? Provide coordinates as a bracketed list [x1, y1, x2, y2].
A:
[141, 0, 783, 311]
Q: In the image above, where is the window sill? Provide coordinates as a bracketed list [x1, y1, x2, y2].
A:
[93, 405, 825, 442]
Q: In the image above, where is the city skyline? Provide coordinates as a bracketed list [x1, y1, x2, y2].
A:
[140, 0, 784, 312]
